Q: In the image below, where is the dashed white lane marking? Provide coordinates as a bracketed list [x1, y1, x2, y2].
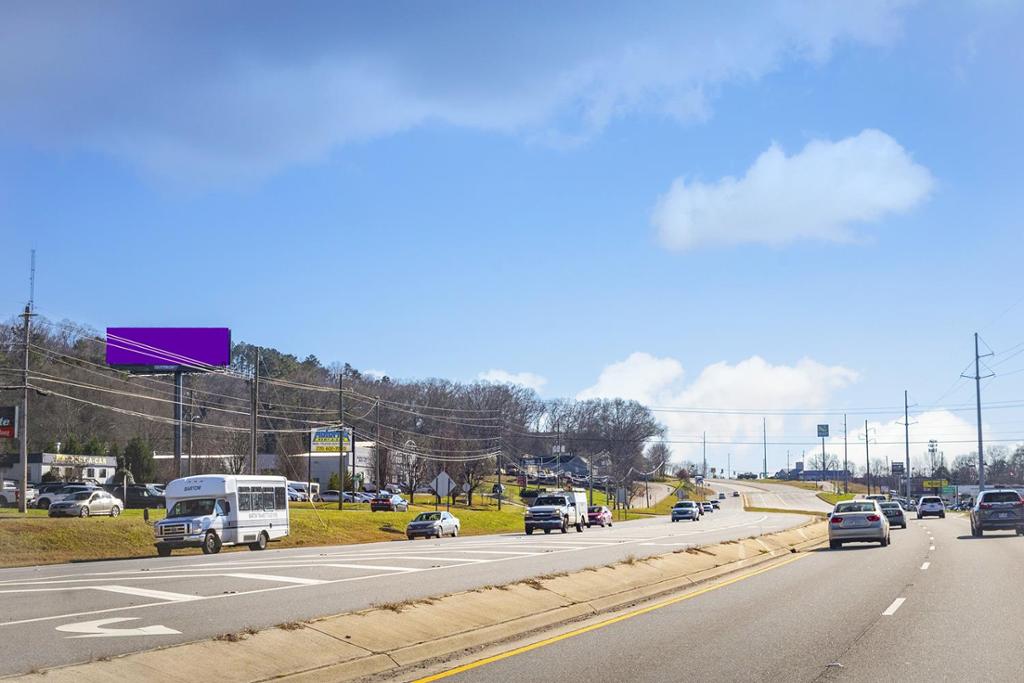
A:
[91, 586, 201, 602]
[224, 573, 327, 585]
[882, 598, 906, 616]
[921, 562, 930, 570]
[929, 545, 936, 551]
[322, 563, 423, 572]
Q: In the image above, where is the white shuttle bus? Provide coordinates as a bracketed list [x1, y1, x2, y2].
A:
[154, 475, 289, 556]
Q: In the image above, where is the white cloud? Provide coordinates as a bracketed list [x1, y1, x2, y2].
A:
[478, 369, 548, 392]
[0, 3, 913, 185]
[363, 369, 388, 379]
[577, 352, 860, 472]
[652, 129, 935, 249]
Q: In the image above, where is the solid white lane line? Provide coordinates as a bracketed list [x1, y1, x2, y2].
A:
[92, 585, 201, 602]
[322, 563, 423, 572]
[882, 598, 906, 616]
[224, 573, 327, 585]
[921, 562, 930, 570]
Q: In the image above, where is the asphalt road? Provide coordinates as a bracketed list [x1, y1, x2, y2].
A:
[715, 478, 834, 512]
[0, 494, 803, 677]
[420, 511, 1024, 682]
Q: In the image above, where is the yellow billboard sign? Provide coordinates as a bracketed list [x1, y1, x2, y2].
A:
[922, 479, 948, 488]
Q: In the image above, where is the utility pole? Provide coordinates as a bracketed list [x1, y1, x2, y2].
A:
[762, 418, 768, 479]
[250, 347, 260, 474]
[702, 431, 707, 478]
[904, 390, 911, 501]
[173, 371, 183, 478]
[864, 420, 871, 496]
[375, 398, 381, 491]
[787, 450, 790, 474]
[964, 333, 993, 492]
[338, 373, 344, 511]
[843, 414, 849, 494]
[18, 305, 32, 513]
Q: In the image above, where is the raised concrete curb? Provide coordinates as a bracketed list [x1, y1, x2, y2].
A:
[7, 521, 826, 683]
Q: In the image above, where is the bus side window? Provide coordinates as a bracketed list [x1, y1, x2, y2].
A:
[238, 487, 250, 512]
[275, 487, 286, 509]
[262, 487, 274, 511]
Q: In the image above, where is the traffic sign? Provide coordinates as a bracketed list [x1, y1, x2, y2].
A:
[817, 424, 829, 438]
[941, 485, 956, 496]
[430, 471, 456, 498]
[891, 462, 905, 475]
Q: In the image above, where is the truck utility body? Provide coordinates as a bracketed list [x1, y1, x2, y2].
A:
[154, 475, 289, 556]
[524, 489, 588, 534]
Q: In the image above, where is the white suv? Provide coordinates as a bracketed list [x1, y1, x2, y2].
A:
[917, 496, 945, 519]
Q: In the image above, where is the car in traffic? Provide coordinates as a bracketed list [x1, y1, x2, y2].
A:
[732, 491, 740, 497]
[916, 496, 945, 519]
[879, 501, 907, 529]
[586, 505, 612, 527]
[48, 489, 124, 517]
[970, 489, 1024, 537]
[701, 501, 714, 513]
[710, 499, 720, 509]
[671, 500, 700, 522]
[406, 511, 460, 539]
[370, 493, 409, 512]
[828, 500, 890, 548]
[718, 492, 726, 500]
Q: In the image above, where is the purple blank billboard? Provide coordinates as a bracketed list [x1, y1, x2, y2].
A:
[106, 327, 231, 369]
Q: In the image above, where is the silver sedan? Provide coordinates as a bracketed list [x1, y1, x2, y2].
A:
[47, 490, 124, 517]
[828, 500, 890, 548]
[406, 511, 460, 539]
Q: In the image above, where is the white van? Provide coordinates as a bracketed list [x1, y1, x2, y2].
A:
[524, 488, 589, 534]
[287, 480, 321, 502]
[154, 475, 289, 556]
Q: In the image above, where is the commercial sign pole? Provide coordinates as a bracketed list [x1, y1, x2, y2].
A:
[904, 390, 912, 502]
[817, 424, 829, 492]
[338, 375, 345, 511]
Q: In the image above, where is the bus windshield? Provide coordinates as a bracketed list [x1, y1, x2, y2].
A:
[168, 498, 216, 518]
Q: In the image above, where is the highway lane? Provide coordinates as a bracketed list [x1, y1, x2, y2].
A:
[715, 478, 834, 512]
[0, 495, 805, 677]
[419, 512, 1024, 682]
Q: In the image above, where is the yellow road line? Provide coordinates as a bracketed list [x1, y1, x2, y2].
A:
[413, 552, 809, 682]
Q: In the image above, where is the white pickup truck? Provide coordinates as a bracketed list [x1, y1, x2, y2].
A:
[524, 489, 588, 535]
[0, 480, 37, 507]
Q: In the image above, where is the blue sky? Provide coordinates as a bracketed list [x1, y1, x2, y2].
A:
[3, 1, 1023, 469]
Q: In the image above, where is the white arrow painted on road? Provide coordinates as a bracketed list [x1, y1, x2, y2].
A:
[56, 618, 180, 638]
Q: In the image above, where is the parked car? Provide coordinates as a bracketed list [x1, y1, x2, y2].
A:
[320, 489, 341, 503]
[370, 494, 409, 512]
[879, 501, 907, 529]
[406, 511, 460, 539]
[1, 480, 37, 507]
[970, 489, 1024, 537]
[671, 500, 700, 522]
[586, 505, 612, 527]
[828, 500, 890, 548]
[916, 496, 945, 519]
[48, 490, 123, 517]
[38, 484, 97, 509]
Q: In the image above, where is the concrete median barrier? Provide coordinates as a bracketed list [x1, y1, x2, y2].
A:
[7, 521, 826, 683]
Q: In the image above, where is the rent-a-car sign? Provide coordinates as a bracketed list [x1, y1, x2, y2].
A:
[0, 406, 16, 439]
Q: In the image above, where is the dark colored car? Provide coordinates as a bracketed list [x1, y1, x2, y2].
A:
[370, 494, 409, 512]
[586, 505, 612, 527]
[879, 501, 907, 529]
[970, 489, 1024, 537]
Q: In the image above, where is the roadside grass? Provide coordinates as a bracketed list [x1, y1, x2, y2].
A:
[618, 480, 713, 520]
[0, 502, 526, 568]
[817, 492, 855, 506]
[743, 505, 828, 518]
